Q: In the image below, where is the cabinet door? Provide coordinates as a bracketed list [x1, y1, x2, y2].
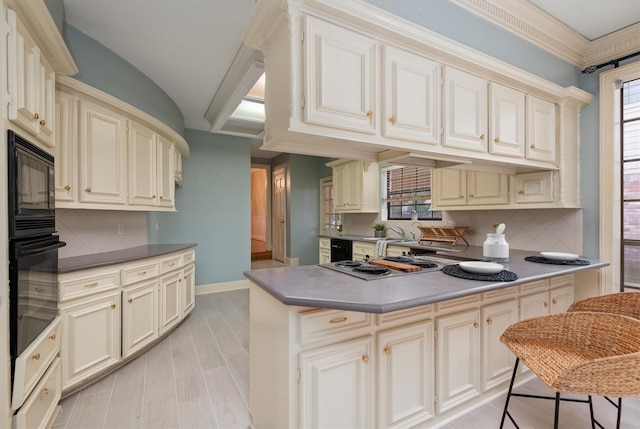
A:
[182, 264, 195, 317]
[37, 54, 56, 147]
[54, 90, 77, 202]
[303, 16, 377, 134]
[489, 83, 525, 158]
[519, 291, 549, 321]
[299, 336, 374, 429]
[128, 121, 157, 206]
[173, 146, 183, 186]
[319, 249, 331, 264]
[443, 67, 488, 152]
[333, 162, 363, 211]
[481, 300, 518, 392]
[353, 242, 376, 261]
[467, 171, 509, 206]
[515, 171, 554, 203]
[159, 271, 181, 334]
[433, 169, 466, 206]
[122, 280, 159, 358]
[550, 285, 574, 315]
[526, 96, 556, 162]
[383, 46, 440, 144]
[79, 100, 127, 204]
[157, 135, 175, 208]
[60, 293, 120, 390]
[378, 321, 435, 428]
[436, 309, 480, 413]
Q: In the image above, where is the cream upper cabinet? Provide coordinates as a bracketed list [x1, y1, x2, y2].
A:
[299, 336, 374, 429]
[489, 83, 525, 158]
[432, 168, 509, 208]
[78, 99, 127, 205]
[382, 46, 440, 144]
[173, 146, 183, 186]
[157, 135, 175, 208]
[329, 159, 380, 213]
[54, 90, 77, 201]
[303, 15, 377, 134]
[436, 309, 481, 414]
[526, 96, 556, 162]
[6, 8, 56, 148]
[514, 171, 554, 204]
[377, 321, 435, 428]
[128, 121, 157, 206]
[442, 67, 488, 152]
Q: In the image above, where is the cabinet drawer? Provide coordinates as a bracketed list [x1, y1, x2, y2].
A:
[377, 304, 433, 325]
[122, 261, 160, 286]
[59, 269, 119, 302]
[519, 279, 548, 295]
[550, 274, 573, 288]
[482, 287, 517, 302]
[182, 249, 196, 265]
[161, 255, 183, 273]
[319, 238, 330, 250]
[300, 309, 372, 345]
[12, 318, 61, 410]
[13, 358, 61, 429]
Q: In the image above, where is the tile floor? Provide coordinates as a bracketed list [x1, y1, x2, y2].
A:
[52, 289, 640, 429]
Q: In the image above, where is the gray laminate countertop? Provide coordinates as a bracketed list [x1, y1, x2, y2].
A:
[244, 248, 608, 313]
[59, 243, 197, 273]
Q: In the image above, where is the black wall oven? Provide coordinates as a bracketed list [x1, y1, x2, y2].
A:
[8, 130, 65, 383]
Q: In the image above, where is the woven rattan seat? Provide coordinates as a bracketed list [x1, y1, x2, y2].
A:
[568, 292, 640, 320]
[499, 312, 640, 428]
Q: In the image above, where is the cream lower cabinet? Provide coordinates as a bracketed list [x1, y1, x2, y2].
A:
[353, 241, 376, 261]
[319, 238, 331, 264]
[299, 336, 375, 429]
[480, 300, 518, 391]
[378, 321, 435, 428]
[436, 309, 481, 414]
[59, 248, 196, 394]
[59, 291, 121, 391]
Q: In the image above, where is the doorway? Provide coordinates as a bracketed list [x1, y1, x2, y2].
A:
[251, 165, 271, 260]
[272, 167, 286, 262]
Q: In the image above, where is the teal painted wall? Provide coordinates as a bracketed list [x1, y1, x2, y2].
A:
[43, 0, 64, 34]
[148, 130, 252, 285]
[62, 25, 185, 135]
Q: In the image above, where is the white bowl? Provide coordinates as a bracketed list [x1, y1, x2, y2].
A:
[540, 252, 579, 261]
[459, 261, 504, 274]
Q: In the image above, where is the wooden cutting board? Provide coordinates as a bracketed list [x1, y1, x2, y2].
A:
[369, 260, 421, 272]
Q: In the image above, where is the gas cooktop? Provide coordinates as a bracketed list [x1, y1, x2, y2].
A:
[320, 257, 441, 281]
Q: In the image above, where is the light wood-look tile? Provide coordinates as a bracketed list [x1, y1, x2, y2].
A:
[53, 289, 640, 429]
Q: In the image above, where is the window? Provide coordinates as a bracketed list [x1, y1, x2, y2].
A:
[320, 177, 342, 230]
[622, 78, 640, 290]
[383, 166, 442, 220]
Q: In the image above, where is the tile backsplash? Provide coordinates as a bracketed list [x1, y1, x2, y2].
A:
[56, 209, 147, 258]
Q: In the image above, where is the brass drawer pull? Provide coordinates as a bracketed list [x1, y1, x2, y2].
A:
[473, 322, 479, 328]
[32, 353, 40, 360]
[39, 119, 46, 126]
[49, 334, 56, 341]
[486, 318, 492, 325]
[111, 304, 116, 309]
[84, 282, 98, 288]
[64, 185, 70, 191]
[384, 347, 391, 355]
[366, 110, 373, 118]
[34, 113, 39, 120]
[128, 298, 133, 303]
[329, 316, 348, 324]
[85, 188, 91, 192]
[362, 355, 369, 363]
[138, 271, 147, 276]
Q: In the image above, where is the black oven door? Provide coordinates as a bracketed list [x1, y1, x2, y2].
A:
[9, 235, 65, 371]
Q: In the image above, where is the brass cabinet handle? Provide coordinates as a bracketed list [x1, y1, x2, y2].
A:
[84, 282, 98, 288]
[160, 196, 163, 199]
[366, 110, 373, 118]
[469, 194, 474, 198]
[389, 116, 397, 125]
[17, 314, 23, 321]
[486, 318, 492, 325]
[128, 298, 133, 303]
[362, 355, 369, 363]
[544, 302, 548, 307]
[152, 195, 156, 198]
[40, 388, 50, 399]
[480, 134, 485, 140]
[34, 113, 39, 120]
[384, 347, 391, 355]
[111, 304, 116, 309]
[552, 298, 557, 304]
[494, 137, 500, 143]
[39, 119, 46, 126]
[64, 185, 70, 191]
[518, 190, 525, 194]
[531, 144, 536, 149]
[49, 334, 56, 341]
[35, 287, 45, 293]
[32, 353, 40, 360]
[473, 322, 479, 328]
[329, 316, 348, 324]
[85, 188, 91, 192]
[138, 271, 147, 276]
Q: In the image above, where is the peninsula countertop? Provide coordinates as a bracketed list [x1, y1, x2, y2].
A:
[59, 243, 197, 273]
[244, 248, 608, 313]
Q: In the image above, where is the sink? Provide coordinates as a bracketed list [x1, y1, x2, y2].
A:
[360, 237, 385, 241]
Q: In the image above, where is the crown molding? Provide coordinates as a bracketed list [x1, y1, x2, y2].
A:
[452, 0, 639, 69]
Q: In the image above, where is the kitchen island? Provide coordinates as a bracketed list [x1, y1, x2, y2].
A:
[244, 248, 608, 429]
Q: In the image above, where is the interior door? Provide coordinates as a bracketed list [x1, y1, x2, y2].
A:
[272, 168, 286, 262]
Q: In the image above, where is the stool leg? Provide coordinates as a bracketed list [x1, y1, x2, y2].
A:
[554, 392, 560, 429]
[500, 358, 520, 429]
[616, 398, 622, 429]
[588, 395, 595, 429]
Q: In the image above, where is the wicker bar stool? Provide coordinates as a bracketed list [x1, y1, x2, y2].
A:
[499, 312, 640, 429]
[566, 292, 640, 427]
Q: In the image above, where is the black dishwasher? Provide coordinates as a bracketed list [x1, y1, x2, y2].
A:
[330, 238, 353, 262]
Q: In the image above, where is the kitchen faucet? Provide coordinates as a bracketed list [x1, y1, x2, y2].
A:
[388, 226, 406, 239]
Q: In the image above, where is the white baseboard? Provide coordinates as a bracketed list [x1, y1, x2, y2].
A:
[195, 279, 251, 295]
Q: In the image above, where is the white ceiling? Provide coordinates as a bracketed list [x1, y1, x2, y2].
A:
[61, 0, 640, 158]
